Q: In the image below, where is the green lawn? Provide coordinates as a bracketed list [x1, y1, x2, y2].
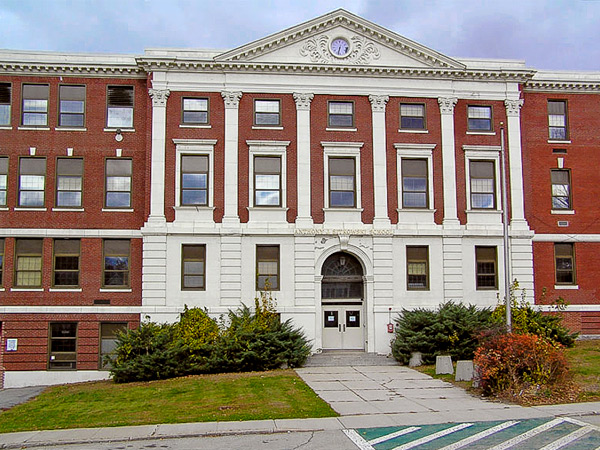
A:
[566, 339, 600, 401]
[0, 370, 337, 433]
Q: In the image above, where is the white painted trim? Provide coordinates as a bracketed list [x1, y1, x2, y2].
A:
[397, 129, 429, 134]
[14, 208, 47, 211]
[55, 127, 87, 132]
[179, 124, 212, 129]
[52, 208, 84, 212]
[538, 304, 600, 312]
[4, 370, 111, 388]
[326, 127, 357, 132]
[103, 127, 135, 132]
[0, 306, 142, 313]
[18, 127, 50, 131]
[322, 142, 363, 210]
[466, 131, 496, 136]
[533, 234, 600, 242]
[395, 143, 436, 215]
[174, 139, 216, 209]
[252, 126, 283, 130]
[0, 126, 13, 130]
[551, 210, 575, 215]
[0, 228, 142, 237]
[49, 288, 82, 292]
[99, 288, 132, 293]
[554, 285, 579, 290]
[463, 146, 501, 212]
[548, 140, 571, 144]
[101, 208, 134, 212]
[247, 141, 289, 211]
[10, 288, 44, 292]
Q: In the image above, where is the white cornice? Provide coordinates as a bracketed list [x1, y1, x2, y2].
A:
[524, 70, 600, 92]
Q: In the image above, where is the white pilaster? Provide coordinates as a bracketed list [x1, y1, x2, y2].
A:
[294, 234, 316, 306]
[372, 235, 393, 307]
[442, 234, 463, 302]
[142, 232, 167, 306]
[369, 95, 391, 228]
[293, 93, 314, 227]
[148, 89, 170, 225]
[438, 97, 459, 229]
[221, 91, 242, 226]
[505, 99, 529, 231]
[220, 233, 242, 306]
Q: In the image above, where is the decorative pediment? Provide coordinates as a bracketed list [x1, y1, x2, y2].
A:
[215, 9, 465, 70]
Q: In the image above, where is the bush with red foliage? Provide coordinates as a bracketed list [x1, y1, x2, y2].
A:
[474, 332, 570, 397]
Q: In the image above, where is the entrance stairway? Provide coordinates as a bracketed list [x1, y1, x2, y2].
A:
[303, 351, 399, 367]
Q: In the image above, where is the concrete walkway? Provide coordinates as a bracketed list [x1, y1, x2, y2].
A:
[1, 365, 600, 449]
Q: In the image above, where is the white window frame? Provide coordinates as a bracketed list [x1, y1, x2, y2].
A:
[173, 139, 216, 223]
[463, 145, 502, 225]
[247, 140, 289, 223]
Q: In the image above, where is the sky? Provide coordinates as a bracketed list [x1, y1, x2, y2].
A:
[1, 0, 599, 71]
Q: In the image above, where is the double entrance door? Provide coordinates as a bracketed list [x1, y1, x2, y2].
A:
[322, 302, 364, 350]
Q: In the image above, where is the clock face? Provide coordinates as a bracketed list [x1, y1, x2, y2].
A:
[330, 38, 350, 57]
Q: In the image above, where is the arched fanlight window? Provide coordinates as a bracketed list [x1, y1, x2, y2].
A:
[321, 252, 363, 299]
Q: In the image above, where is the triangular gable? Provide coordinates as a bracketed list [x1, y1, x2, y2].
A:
[215, 9, 465, 70]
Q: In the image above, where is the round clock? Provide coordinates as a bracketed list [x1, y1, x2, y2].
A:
[330, 37, 350, 57]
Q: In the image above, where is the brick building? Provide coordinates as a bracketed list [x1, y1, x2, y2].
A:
[0, 10, 598, 387]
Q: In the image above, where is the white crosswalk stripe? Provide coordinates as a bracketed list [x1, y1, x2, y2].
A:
[486, 418, 565, 450]
[437, 421, 520, 450]
[538, 425, 594, 450]
[391, 423, 474, 450]
[368, 427, 421, 445]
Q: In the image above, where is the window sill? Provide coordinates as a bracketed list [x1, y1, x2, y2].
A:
[100, 288, 132, 293]
[11, 288, 44, 292]
[0, 207, 8, 211]
[0, 126, 13, 130]
[174, 206, 214, 210]
[323, 207, 364, 212]
[466, 131, 496, 135]
[398, 129, 428, 134]
[252, 126, 283, 130]
[326, 127, 357, 132]
[18, 126, 50, 131]
[548, 140, 571, 144]
[52, 208, 84, 212]
[55, 127, 87, 132]
[14, 207, 47, 211]
[49, 288, 82, 292]
[179, 124, 211, 129]
[102, 208, 134, 212]
[551, 209, 575, 215]
[104, 127, 135, 132]
[555, 285, 579, 290]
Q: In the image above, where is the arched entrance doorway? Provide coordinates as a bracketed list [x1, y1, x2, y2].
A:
[321, 252, 365, 350]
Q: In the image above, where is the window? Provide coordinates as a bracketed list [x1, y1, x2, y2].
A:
[402, 159, 428, 208]
[103, 239, 130, 288]
[182, 98, 209, 124]
[328, 101, 354, 128]
[0, 82, 10, 126]
[100, 323, 127, 369]
[14, 238, 43, 288]
[407, 246, 428, 290]
[551, 169, 571, 210]
[181, 155, 208, 206]
[400, 104, 426, 130]
[56, 158, 83, 208]
[555, 243, 575, 285]
[467, 105, 492, 131]
[0, 238, 4, 286]
[548, 100, 567, 140]
[475, 246, 497, 290]
[105, 159, 132, 208]
[329, 157, 355, 208]
[254, 156, 281, 206]
[469, 160, 495, 209]
[107, 86, 134, 128]
[254, 99, 280, 126]
[0, 156, 7, 206]
[18, 157, 46, 207]
[53, 239, 80, 287]
[59, 85, 85, 127]
[181, 244, 205, 290]
[49, 323, 77, 370]
[21, 84, 49, 126]
[256, 245, 279, 290]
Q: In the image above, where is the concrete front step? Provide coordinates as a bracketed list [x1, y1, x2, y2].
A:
[303, 351, 399, 367]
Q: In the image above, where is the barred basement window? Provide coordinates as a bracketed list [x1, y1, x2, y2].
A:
[15, 238, 43, 288]
[21, 84, 49, 126]
[107, 86, 134, 128]
[105, 158, 132, 208]
[254, 156, 281, 206]
[254, 99, 280, 126]
[18, 157, 46, 207]
[181, 244, 206, 290]
[103, 239, 130, 288]
[407, 246, 429, 290]
[180, 155, 208, 206]
[0, 156, 7, 206]
[0, 82, 11, 126]
[400, 103, 426, 130]
[182, 98, 209, 124]
[49, 322, 77, 370]
[59, 85, 85, 127]
[475, 246, 497, 290]
[53, 239, 80, 287]
[548, 100, 568, 140]
[256, 245, 279, 290]
[56, 158, 83, 208]
[555, 243, 575, 285]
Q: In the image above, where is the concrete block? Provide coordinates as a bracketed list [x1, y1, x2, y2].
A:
[435, 355, 453, 375]
[409, 352, 423, 367]
[455, 360, 474, 381]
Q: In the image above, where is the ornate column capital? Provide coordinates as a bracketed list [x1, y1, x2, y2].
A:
[148, 89, 170, 107]
[438, 97, 458, 115]
[505, 99, 524, 117]
[221, 91, 242, 109]
[293, 92, 314, 111]
[369, 94, 389, 112]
